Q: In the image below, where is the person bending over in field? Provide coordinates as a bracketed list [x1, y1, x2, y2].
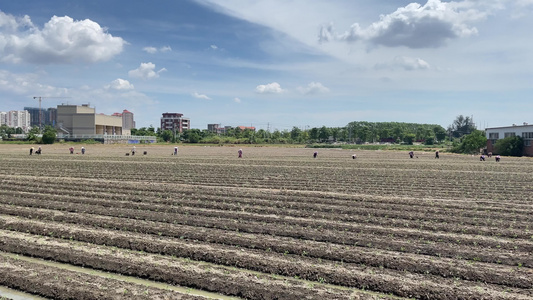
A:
[173, 147, 178, 156]
[313, 151, 318, 158]
[81, 147, 85, 155]
[409, 151, 414, 159]
[35, 146, 42, 155]
[435, 150, 439, 159]
[495, 155, 500, 162]
[480, 155, 485, 161]
[352, 154, 357, 159]
[131, 146, 136, 156]
[238, 149, 243, 158]
[69, 146, 74, 154]
[30, 147, 34, 155]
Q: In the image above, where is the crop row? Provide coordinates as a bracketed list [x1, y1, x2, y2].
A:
[0, 215, 530, 300]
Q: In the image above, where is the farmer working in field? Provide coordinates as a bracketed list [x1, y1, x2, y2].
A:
[174, 146, 178, 155]
[81, 147, 85, 154]
[409, 151, 414, 159]
[238, 149, 243, 158]
[131, 146, 136, 156]
[30, 147, 34, 155]
[435, 150, 439, 159]
[313, 151, 318, 158]
[69, 146, 74, 154]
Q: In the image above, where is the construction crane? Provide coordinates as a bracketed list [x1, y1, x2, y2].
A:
[32, 96, 71, 131]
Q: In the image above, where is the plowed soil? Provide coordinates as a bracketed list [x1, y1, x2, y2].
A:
[0, 144, 532, 299]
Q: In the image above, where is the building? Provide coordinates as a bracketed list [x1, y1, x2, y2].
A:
[207, 124, 256, 135]
[1, 110, 31, 132]
[161, 113, 190, 133]
[122, 110, 135, 130]
[56, 104, 124, 136]
[0, 112, 6, 126]
[24, 107, 58, 128]
[486, 123, 533, 156]
[112, 109, 136, 131]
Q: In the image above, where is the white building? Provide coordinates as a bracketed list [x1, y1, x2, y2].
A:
[2, 110, 31, 132]
[486, 122, 533, 156]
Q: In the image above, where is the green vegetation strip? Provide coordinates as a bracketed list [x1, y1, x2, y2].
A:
[0, 251, 238, 300]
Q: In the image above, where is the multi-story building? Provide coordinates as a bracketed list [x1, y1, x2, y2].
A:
[112, 109, 135, 135]
[24, 107, 58, 128]
[161, 113, 190, 133]
[0, 112, 6, 126]
[2, 110, 31, 132]
[486, 123, 533, 156]
[122, 110, 135, 131]
[56, 104, 123, 136]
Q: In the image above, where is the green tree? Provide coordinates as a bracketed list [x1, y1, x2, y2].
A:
[451, 130, 486, 154]
[495, 136, 523, 156]
[403, 133, 416, 145]
[448, 115, 476, 138]
[433, 126, 447, 143]
[318, 126, 330, 142]
[290, 127, 302, 142]
[41, 126, 57, 144]
[160, 130, 173, 142]
[309, 128, 319, 142]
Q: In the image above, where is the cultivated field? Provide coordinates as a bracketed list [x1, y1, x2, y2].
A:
[0, 144, 532, 299]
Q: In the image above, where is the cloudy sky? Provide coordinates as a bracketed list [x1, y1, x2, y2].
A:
[1, 0, 532, 130]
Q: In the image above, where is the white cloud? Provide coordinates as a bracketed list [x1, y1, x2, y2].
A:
[142, 46, 172, 53]
[255, 82, 284, 94]
[192, 92, 211, 100]
[297, 82, 330, 95]
[142, 47, 158, 54]
[375, 56, 431, 71]
[128, 62, 167, 80]
[210, 45, 218, 50]
[105, 78, 134, 90]
[234, 97, 241, 103]
[319, 0, 486, 49]
[0, 13, 125, 64]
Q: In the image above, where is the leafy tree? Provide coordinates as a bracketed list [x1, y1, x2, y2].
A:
[448, 115, 476, 138]
[318, 126, 330, 142]
[309, 127, 319, 142]
[451, 130, 486, 154]
[403, 133, 416, 145]
[160, 130, 173, 142]
[41, 126, 57, 144]
[495, 136, 523, 156]
[290, 127, 302, 142]
[433, 126, 447, 143]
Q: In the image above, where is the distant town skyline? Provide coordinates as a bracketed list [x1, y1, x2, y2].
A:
[1, 0, 532, 131]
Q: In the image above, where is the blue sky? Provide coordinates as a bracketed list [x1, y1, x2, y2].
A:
[1, 0, 532, 131]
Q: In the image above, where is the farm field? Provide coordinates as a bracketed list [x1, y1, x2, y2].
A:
[0, 143, 532, 299]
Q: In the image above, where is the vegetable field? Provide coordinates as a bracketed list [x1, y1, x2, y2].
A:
[0, 144, 532, 299]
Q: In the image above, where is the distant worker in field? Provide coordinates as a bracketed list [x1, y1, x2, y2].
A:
[435, 150, 439, 159]
[409, 151, 414, 159]
[238, 149, 243, 158]
[480, 154, 485, 161]
[487, 152, 492, 158]
[352, 154, 357, 159]
[35, 146, 42, 155]
[495, 155, 501, 162]
[313, 151, 318, 158]
[81, 147, 85, 155]
[69, 146, 74, 154]
[30, 147, 34, 155]
[174, 146, 178, 156]
[131, 146, 136, 156]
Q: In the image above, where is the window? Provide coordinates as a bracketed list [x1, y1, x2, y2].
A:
[504, 132, 516, 138]
[525, 140, 531, 147]
[522, 132, 533, 139]
[488, 132, 499, 139]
